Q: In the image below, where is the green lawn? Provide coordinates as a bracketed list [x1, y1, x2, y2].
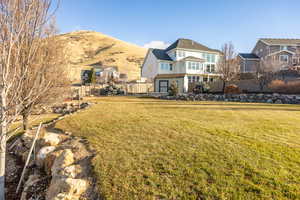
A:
[55, 97, 300, 200]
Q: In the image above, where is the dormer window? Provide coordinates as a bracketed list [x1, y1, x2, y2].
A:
[280, 46, 288, 51]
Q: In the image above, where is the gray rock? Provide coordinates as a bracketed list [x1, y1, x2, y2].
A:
[266, 99, 273, 103]
[274, 99, 283, 104]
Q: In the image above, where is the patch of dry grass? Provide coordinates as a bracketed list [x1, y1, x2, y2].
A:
[9, 113, 60, 139]
[55, 97, 300, 200]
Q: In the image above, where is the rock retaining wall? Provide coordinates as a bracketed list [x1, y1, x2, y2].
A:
[160, 93, 300, 104]
[8, 102, 99, 200]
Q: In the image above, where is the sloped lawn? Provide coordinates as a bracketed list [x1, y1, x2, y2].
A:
[55, 97, 300, 200]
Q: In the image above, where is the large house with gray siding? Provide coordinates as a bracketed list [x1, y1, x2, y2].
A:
[239, 38, 300, 73]
[141, 39, 222, 93]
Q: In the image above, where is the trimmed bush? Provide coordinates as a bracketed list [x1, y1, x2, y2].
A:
[192, 82, 210, 94]
[224, 84, 241, 94]
[269, 80, 300, 94]
[168, 82, 179, 96]
[100, 84, 125, 96]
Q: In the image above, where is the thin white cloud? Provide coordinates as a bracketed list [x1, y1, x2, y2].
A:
[143, 41, 170, 49]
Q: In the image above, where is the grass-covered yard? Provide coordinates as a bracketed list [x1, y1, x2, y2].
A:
[55, 97, 300, 200]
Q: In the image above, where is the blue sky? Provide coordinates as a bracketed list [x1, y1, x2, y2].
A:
[56, 0, 300, 52]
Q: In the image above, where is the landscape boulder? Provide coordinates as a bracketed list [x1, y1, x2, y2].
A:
[36, 146, 56, 167]
[44, 150, 64, 175]
[51, 149, 74, 178]
[40, 132, 61, 146]
[46, 178, 88, 200]
[274, 99, 283, 104]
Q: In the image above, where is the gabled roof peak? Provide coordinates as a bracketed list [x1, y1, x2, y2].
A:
[165, 38, 221, 53]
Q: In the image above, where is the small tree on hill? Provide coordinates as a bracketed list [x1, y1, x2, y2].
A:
[217, 42, 240, 93]
[88, 68, 96, 84]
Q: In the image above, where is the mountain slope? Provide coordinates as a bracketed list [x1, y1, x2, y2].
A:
[56, 31, 147, 82]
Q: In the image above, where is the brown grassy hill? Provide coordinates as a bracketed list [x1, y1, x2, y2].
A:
[56, 30, 147, 82]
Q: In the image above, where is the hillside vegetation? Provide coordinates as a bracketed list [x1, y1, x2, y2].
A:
[55, 97, 300, 200]
[56, 31, 147, 82]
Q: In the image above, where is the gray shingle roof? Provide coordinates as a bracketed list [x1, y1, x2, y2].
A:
[260, 38, 300, 45]
[151, 49, 173, 61]
[239, 53, 260, 59]
[165, 38, 221, 53]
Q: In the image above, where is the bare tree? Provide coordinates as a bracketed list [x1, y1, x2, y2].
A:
[217, 42, 240, 93]
[0, 0, 60, 198]
[20, 31, 70, 130]
[255, 58, 279, 91]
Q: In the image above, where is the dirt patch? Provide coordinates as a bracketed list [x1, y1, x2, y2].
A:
[5, 152, 23, 200]
[5, 147, 51, 200]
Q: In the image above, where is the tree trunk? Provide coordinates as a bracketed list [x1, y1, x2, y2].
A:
[259, 82, 264, 92]
[0, 89, 7, 200]
[0, 122, 6, 200]
[22, 112, 29, 131]
[222, 81, 226, 93]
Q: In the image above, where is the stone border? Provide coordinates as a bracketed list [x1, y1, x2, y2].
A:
[159, 93, 300, 104]
[9, 102, 100, 200]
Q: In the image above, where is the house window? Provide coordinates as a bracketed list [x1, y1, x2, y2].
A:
[159, 80, 169, 92]
[203, 77, 208, 82]
[188, 76, 201, 83]
[188, 62, 200, 70]
[192, 76, 196, 82]
[280, 46, 288, 51]
[206, 64, 210, 72]
[211, 54, 216, 63]
[160, 63, 172, 71]
[211, 64, 215, 72]
[280, 55, 289, 63]
[293, 58, 298, 64]
[206, 54, 211, 62]
[210, 78, 214, 82]
[188, 62, 192, 69]
[178, 51, 185, 57]
[192, 62, 196, 70]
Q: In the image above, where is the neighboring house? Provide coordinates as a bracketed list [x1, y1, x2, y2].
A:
[81, 65, 119, 84]
[238, 38, 300, 74]
[94, 66, 119, 83]
[141, 38, 222, 93]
